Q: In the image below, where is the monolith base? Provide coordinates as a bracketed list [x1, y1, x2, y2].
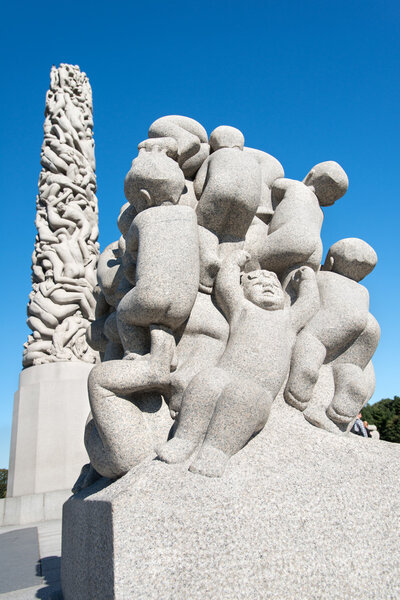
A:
[4, 362, 92, 525]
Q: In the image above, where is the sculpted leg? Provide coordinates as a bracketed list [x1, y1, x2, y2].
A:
[28, 304, 59, 328]
[27, 316, 54, 338]
[284, 330, 326, 410]
[326, 363, 368, 429]
[253, 223, 319, 275]
[189, 377, 272, 478]
[88, 360, 170, 478]
[157, 367, 228, 464]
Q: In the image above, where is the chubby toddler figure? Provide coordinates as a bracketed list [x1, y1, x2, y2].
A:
[245, 161, 348, 278]
[158, 251, 319, 477]
[117, 138, 200, 379]
[285, 237, 379, 426]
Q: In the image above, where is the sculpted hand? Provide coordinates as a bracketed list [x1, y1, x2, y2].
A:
[236, 250, 251, 269]
[291, 266, 315, 290]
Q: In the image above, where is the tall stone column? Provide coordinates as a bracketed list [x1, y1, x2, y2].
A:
[1, 64, 99, 526]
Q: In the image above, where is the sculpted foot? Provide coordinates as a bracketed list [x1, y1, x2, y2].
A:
[303, 404, 344, 434]
[284, 369, 319, 411]
[157, 437, 198, 464]
[284, 387, 310, 411]
[326, 404, 353, 433]
[189, 445, 229, 478]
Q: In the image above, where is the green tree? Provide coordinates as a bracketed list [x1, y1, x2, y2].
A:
[361, 396, 400, 443]
[0, 469, 7, 499]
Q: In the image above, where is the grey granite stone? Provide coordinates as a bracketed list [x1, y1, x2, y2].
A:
[245, 161, 348, 278]
[157, 255, 319, 477]
[285, 238, 379, 431]
[62, 394, 400, 600]
[60, 112, 388, 598]
[24, 64, 99, 368]
[148, 115, 209, 178]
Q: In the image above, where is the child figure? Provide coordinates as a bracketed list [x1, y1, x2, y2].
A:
[284, 238, 379, 422]
[157, 251, 319, 477]
[117, 137, 200, 379]
[245, 161, 348, 278]
[85, 139, 200, 480]
[194, 126, 262, 292]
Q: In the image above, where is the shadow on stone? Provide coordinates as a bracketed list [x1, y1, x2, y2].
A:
[36, 555, 63, 599]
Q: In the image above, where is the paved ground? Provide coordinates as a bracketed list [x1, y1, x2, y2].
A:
[0, 520, 62, 599]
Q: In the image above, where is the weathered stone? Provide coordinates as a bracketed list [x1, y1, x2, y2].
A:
[62, 395, 400, 600]
[60, 111, 388, 599]
[24, 64, 99, 368]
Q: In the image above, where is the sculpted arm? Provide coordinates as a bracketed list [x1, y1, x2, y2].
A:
[193, 158, 209, 200]
[215, 251, 248, 321]
[289, 266, 320, 333]
[270, 177, 291, 207]
[123, 223, 139, 285]
[38, 281, 63, 298]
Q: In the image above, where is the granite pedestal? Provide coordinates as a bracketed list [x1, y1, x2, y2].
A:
[61, 394, 400, 600]
[2, 362, 92, 526]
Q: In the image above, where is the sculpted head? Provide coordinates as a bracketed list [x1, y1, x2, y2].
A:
[124, 138, 185, 213]
[241, 269, 285, 310]
[323, 238, 377, 281]
[117, 202, 137, 237]
[209, 126, 245, 152]
[303, 161, 348, 206]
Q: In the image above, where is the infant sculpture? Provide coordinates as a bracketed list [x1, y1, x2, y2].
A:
[75, 115, 379, 487]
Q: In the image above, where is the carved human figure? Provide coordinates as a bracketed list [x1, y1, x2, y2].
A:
[23, 336, 53, 367]
[83, 139, 199, 479]
[28, 275, 80, 325]
[168, 290, 229, 419]
[51, 312, 93, 360]
[157, 252, 320, 477]
[148, 115, 209, 179]
[193, 126, 262, 292]
[88, 242, 131, 360]
[38, 234, 87, 284]
[25, 64, 99, 366]
[243, 147, 285, 271]
[196, 126, 261, 249]
[284, 238, 379, 426]
[87, 202, 136, 362]
[117, 137, 200, 377]
[245, 161, 349, 277]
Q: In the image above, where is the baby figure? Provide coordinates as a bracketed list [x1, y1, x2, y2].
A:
[284, 238, 379, 424]
[157, 251, 319, 477]
[86, 139, 200, 480]
[194, 126, 262, 292]
[245, 161, 348, 278]
[117, 137, 200, 380]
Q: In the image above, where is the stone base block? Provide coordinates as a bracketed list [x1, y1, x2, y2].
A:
[61, 397, 400, 600]
[0, 489, 71, 526]
[8, 362, 93, 499]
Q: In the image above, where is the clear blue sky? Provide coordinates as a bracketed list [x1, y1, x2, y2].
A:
[0, 0, 399, 467]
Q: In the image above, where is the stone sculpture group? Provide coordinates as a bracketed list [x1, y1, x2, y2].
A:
[24, 64, 99, 368]
[76, 115, 380, 483]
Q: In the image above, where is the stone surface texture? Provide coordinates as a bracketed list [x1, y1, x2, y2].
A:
[79, 114, 381, 485]
[60, 112, 390, 598]
[62, 395, 400, 600]
[0, 489, 70, 527]
[24, 63, 99, 368]
[6, 362, 91, 525]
